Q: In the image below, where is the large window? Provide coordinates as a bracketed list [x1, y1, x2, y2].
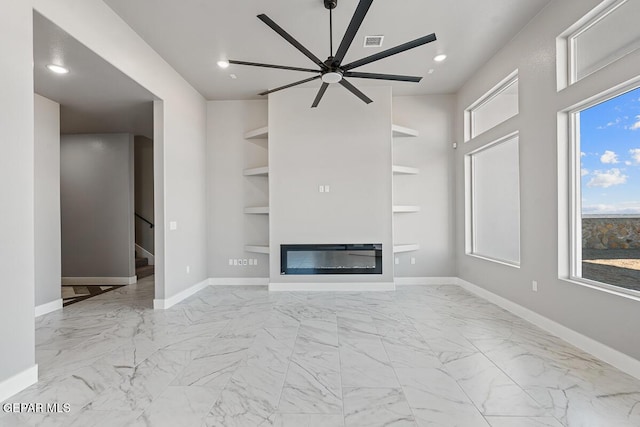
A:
[466, 133, 521, 266]
[570, 86, 640, 295]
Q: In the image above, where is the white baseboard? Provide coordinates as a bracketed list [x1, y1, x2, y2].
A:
[0, 365, 38, 402]
[395, 277, 458, 286]
[209, 278, 269, 286]
[62, 276, 137, 286]
[135, 244, 155, 265]
[268, 282, 396, 292]
[35, 299, 63, 317]
[456, 278, 640, 381]
[153, 279, 209, 310]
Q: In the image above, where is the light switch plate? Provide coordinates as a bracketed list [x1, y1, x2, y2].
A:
[325, 185, 330, 193]
[319, 185, 324, 193]
[169, 221, 177, 231]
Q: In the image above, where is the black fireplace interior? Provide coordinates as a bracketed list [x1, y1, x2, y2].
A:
[281, 244, 382, 275]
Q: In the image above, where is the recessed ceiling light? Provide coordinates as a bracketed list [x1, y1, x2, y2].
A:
[434, 54, 447, 62]
[217, 60, 230, 69]
[428, 69, 435, 74]
[230, 74, 237, 79]
[46, 64, 69, 74]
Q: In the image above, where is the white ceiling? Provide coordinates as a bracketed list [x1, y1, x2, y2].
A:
[33, 12, 155, 138]
[103, 0, 553, 100]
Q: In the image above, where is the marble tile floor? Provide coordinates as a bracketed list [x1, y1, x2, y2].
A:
[2, 276, 640, 426]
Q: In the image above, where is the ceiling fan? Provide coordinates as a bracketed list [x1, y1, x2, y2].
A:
[229, 0, 437, 108]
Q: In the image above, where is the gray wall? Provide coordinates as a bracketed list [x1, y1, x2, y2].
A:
[135, 135, 154, 254]
[392, 95, 456, 277]
[454, 0, 640, 360]
[269, 87, 394, 284]
[60, 134, 135, 278]
[34, 94, 61, 306]
[0, 0, 35, 388]
[207, 100, 269, 278]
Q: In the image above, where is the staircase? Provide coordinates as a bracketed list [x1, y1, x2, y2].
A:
[136, 255, 154, 279]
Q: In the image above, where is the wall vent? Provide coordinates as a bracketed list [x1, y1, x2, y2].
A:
[364, 35, 384, 48]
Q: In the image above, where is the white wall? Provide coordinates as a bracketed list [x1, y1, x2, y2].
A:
[0, 0, 36, 393]
[455, 0, 640, 360]
[207, 100, 269, 278]
[60, 134, 135, 279]
[33, 0, 208, 301]
[34, 94, 61, 307]
[269, 86, 394, 285]
[392, 95, 456, 277]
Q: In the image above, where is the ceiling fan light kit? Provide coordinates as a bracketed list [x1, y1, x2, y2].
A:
[229, 0, 437, 107]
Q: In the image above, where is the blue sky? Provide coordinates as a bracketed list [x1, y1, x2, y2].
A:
[580, 86, 640, 215]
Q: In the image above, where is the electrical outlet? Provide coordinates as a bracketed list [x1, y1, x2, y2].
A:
[233, 259, 238, 266]
[395, 257, 400, 265]
[324, 185, 330, 193]
[254, 258, 258, 266]
[411, 257, 416, 265]
[242, 259, 248, 266]
[249, 259, 254, 266]
[319, 185, 324, 193]
[186, 265, 190, 274]
[532, 280, 538, 292]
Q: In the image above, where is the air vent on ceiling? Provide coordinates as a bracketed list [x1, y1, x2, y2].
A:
[364, 35, 384, 48]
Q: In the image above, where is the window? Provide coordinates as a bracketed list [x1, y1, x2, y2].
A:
[559, 0, 640, 88]
[569, 85, 640, 296]
[465, 71, 518, 141]
[466, 133, 521, 266]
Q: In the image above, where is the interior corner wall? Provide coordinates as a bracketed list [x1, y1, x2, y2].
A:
[0, 0, 36, 390]
[268, 86, 393, 284]
[206, 100, 269, 278]
[33, 0, 208, 301]
[60, 134, 135, 278]
[135, 135, 154, 255]
[392, 95, 456, 277]
[34, 94, 61, 306]
[454, 0, 640, 360]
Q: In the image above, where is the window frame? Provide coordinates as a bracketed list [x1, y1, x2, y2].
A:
[464, 70, 519, 142]
[564, 81, 640, 300]
[465, 131, 521, 268]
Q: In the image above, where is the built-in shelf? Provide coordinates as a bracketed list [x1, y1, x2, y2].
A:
[392, 165, 419, 175]
[244, 126, 269, 140]
[244, 206, 269, 214]
[245, 245, 270, 254]
[393, 244, 420, 253]
[243, 166, 269, 176]
[392, 124, 419, 138]
[393, 205, 420, 213]
[245, 125, 416, 139]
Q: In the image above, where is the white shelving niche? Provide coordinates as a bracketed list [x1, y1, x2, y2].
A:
[392, 123, 420, 262]
[243, 126, 269, 256]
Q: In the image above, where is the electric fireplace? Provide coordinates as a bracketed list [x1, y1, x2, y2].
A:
[280, 244, 382, 275]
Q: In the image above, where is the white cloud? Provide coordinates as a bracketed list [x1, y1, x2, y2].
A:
[583, 202, 640, 215]
[630, 115, 640, 130]
[600, 150, 619, 164]
[626, 161, 633, 166]
[630, 148, 640, 164]
[581, 168, 589, 176]
[580, 151, 586, 157]
[587, 168, 628, 188]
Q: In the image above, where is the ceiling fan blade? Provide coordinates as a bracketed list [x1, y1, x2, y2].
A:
[332, 0, 374, 66]
[259, 75, 321, 96]
[311, 83, 329, 108]
[344, 71, 422, 82]
[339, 78, 373, 104]
[257, 14, 327, 69]
[342, 33, 437, 71]
[229, 60, 321, 74]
